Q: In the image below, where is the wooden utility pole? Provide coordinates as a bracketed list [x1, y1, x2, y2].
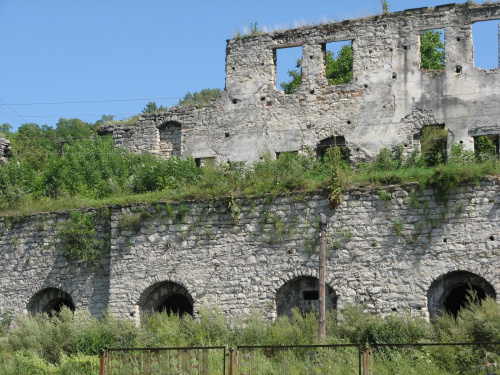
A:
[318, 213, 327, 342]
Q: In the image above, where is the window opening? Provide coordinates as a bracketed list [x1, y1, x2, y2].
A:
[303, 291, 319, 300]
[325, 40, 353, 85]
[420, 29, 445, 70]
[276, 46, 303, 94]
[472, 20, 500, 69]
[420, 125, 448, 166]
[474, 134, 499, 161]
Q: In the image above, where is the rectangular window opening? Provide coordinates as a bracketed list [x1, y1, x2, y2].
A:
[303, 290, 319, 300]
[474, 135, 499, 161]
[420, 29, 445, 70]
[472, 20, 500, 70]
[325, 40, 353, 85]
[276, 46, 302, 94]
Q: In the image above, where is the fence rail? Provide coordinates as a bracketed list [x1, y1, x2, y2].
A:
[99, 346, 226, 375]
[99, 342, 500, 375]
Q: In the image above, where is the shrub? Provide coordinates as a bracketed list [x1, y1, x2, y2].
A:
[56, 211, 103, 268]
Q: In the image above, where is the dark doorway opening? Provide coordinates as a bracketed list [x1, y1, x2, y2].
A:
[156, 294, 193, 316]
[444, 284, 486, 317]
[428, 271, 496, 319]
[27, 288, 75, 315]
[45, 298, 75, 315]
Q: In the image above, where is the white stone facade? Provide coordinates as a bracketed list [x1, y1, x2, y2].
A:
[0, 179, 498, 322]
[99, 3, 500, 164]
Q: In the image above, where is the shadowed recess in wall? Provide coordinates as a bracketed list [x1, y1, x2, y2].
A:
[138, 281, 194, 317]
[427, 271, 496, 319]
[27, 287, 75, 315]
[276, 276, 337, 317]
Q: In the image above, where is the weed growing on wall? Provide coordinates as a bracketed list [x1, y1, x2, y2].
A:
[379, 189, 391, 202]
[393, 218, 404, 236]
[56, 211, 103, 268]
[325, 147, 348, 209]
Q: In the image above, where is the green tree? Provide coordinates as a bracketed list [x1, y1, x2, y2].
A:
[420, 30, 445, 70]
[55, 117, 96, 141]
[142, 101, 168, 113]
[280, 60, 302, 94]
[177, 88, 222, 107]
[326, 43, 353, 85]
[9, 123, 58, 170]
[280, 43, 353, 94]
[0, 123, 12, 136]
[94, 115, 115, 127]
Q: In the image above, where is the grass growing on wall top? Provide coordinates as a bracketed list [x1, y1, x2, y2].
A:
[0, 138, 498, 216]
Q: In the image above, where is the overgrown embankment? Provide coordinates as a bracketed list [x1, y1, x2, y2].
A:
[0, 134, 498, 216]
[1, 298, 500, 374]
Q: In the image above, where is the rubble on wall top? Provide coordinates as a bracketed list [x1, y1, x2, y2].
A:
[228, 2, 499, 44]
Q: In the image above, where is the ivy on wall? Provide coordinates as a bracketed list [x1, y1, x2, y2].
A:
[56, 211, 103, 268]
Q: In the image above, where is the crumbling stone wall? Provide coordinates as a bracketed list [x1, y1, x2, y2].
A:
[100, 3, 500, 164]
[0, 138, 11, 164]
[0, 211, 110, 319]
[0, 179, 498, 322]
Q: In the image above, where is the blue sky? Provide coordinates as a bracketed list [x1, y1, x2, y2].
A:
[0, 0, 498, 131]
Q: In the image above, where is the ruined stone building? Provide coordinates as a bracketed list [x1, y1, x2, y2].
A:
[99, 2, 500, 165]
[1, 3, 500, 324]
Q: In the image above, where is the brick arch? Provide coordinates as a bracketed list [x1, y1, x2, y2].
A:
[27, 287, 75, 314]
[427, 270, 496, 319]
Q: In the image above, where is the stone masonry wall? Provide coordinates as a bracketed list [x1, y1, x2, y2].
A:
[0, 210, 110, 318]
[0, 179, 499, 323]
[100, 3, 500, 164]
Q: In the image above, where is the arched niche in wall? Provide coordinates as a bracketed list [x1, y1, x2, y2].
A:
[316, 136, 349, 161]
[427, 271, 496, 319]
[27, 287, 75, 315]
[157, 121, 182, 158]
[276, 276, 337, 317]
[138, 281, 193, 317]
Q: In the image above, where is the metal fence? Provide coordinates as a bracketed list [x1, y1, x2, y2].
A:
[235, 344, 362, 375]
[99, 342, 500, 375]
[99, 346, 227, 375]
[365, 342, 500, 375]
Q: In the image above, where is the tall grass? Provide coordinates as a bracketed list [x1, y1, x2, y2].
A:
[0, 140, 498, 216]
[1, 299, 500, 374]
